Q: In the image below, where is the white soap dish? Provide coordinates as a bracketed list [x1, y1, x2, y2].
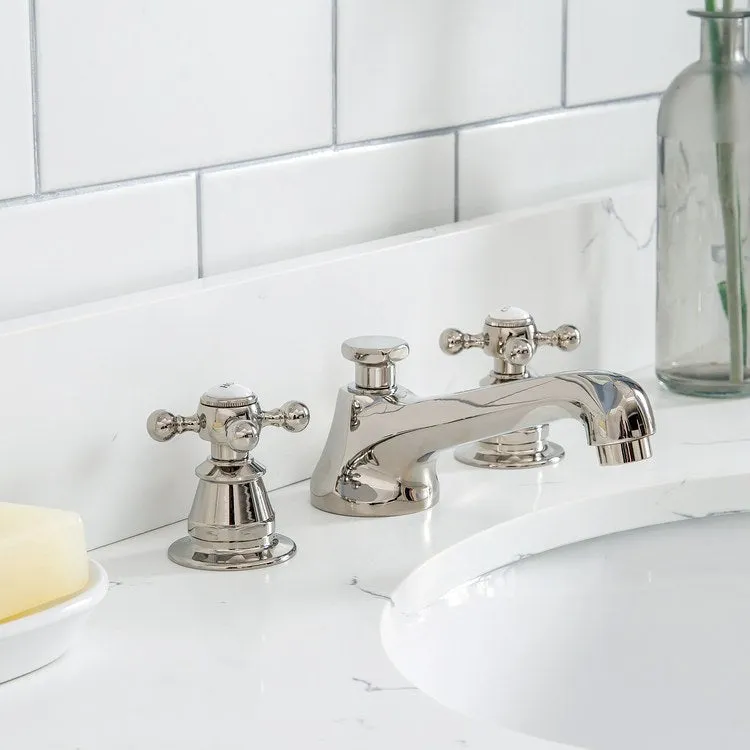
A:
[0, 560, 108, 684]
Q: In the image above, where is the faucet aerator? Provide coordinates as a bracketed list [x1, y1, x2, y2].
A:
[596, 437, 652, 467]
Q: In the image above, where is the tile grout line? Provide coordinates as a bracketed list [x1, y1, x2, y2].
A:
[0, 147, 335, 209]
[334, 127, 457, 152]
[27, 0, 41, 193]
[458, 92, 661, 132]
[561, 0, 569, 107]
[195, 173, 204, 279]
[331, 0, 338, 144]
[453, 131, 460, 223]
[0, 92, 662, 211]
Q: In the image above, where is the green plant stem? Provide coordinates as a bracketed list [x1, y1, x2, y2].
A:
[707, 0, 746, 383]
[717, 143, 744, 381]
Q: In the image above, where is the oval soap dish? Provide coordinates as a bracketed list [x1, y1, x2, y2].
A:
[0, 560, 108, 684]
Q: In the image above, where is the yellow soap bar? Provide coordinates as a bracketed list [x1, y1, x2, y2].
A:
[0, 503, 89, 624]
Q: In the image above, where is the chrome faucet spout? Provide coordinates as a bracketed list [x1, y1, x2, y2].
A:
[311, 342, 655, 518]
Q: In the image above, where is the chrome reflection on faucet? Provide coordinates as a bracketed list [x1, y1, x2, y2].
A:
[311, 332, 655, 518]
[439, 306, 581, 469]
[147, 382, 310, 570]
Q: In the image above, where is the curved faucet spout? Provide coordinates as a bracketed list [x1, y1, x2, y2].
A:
[311, 370, 655, 517]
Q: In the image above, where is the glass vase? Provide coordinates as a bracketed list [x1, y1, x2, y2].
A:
[656, 9, 750, 397]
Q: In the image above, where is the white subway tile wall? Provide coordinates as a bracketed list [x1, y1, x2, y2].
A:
[0, 177, 198, 320]
[566, 0, 696, 105]
[459, 99, 659, 220]
[0, 1, 703, 323]
[201, 136, 455, 275]
[0, 1, 35, 200]
[35, 0, 332, 189]
[336, 0, 563, 141]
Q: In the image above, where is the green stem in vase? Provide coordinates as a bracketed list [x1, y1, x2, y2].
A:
[707, 0, 746, 383]
[718, 197, 748, 364]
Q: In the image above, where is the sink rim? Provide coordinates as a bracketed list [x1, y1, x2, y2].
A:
[384, 470, 750, 617]
[382, 472, 750, 750]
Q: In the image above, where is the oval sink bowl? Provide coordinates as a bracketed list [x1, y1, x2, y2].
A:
[382, 474, 750, 750]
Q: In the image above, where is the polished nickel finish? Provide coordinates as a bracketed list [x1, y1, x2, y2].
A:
[311, 337, 654, 517]
[453, 425, 565, 469]
[147, 382, 309, 570]
[440, 306, 581, 469]
[341, 335, 410, 392]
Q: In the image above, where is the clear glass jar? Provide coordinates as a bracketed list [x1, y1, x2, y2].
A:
[656, 9, 750, 397]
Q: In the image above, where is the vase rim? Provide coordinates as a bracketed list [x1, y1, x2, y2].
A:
[688, 9, 750, 19]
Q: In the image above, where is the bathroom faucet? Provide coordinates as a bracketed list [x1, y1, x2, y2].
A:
[311, 326, 655, 517]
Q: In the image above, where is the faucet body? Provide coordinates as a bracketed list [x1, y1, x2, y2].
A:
[311, 370, 655, 517]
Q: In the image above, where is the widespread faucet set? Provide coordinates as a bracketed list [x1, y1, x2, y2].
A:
[147, 306, 656, 571]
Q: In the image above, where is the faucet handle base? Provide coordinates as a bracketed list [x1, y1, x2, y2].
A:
[167, 533, 296, 571]
[454, 425, 564, 470]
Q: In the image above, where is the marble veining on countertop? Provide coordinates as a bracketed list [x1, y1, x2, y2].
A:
[2, 372, 749, 750]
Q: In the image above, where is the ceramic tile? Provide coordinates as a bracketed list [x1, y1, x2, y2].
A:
[0, 176, 197, 320]
[201, 136, 455, 275]
[458, 98, 659, 220]
[0, 0, 35, 199]
[35, 0, 332, 189]
[566, 0, 696, 105]
[337, 0, 562, 142]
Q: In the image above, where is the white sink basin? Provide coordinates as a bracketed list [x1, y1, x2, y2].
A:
[383, 474, 750, 750]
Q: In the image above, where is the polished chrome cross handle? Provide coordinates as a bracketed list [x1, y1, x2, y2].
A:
[147, 382, 310, 458]
[147, 411, 203, 442]
[440, 306, 580, 376]
[439, 307, 582, 470]
[534, 324, 581, 352]
[223, 400, 312, 451]
[438, 328, 487, 355]
[146, 382, 309, 572]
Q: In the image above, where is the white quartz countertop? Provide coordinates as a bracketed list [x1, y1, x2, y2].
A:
[2, 373, 749, 750]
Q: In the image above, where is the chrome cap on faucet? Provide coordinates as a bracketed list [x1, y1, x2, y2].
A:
[147, 382, 310, 571]
[341, 335, 409, 393]
[440, 306, 581, 469]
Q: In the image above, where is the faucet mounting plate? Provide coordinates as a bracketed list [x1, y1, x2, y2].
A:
[167, 533, 296, 571]
[454, 439, 564, 470]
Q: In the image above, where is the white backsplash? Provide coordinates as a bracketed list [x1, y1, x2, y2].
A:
[0, 183, 656, 550]
[0, 1, 699, 324]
